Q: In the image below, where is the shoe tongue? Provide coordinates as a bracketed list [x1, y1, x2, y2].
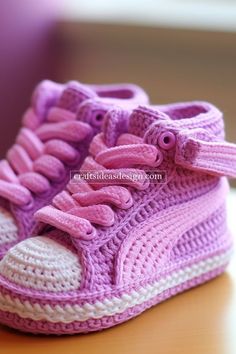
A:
[57, 81, 97, 112]
[129, 106, 170, 138]
[102, 106, 170, 147]
[102, 108, 131, 147]
[32, 80, 64, 121]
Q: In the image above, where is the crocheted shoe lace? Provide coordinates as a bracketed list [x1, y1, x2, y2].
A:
[0, 80, 149, 258]
[0, 101, 235, 334]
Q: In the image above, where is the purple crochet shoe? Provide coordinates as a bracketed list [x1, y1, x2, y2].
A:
[0, 80, 149, 259]
[0, 101, 235, 335]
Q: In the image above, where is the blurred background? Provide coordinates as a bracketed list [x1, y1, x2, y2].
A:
[0, 0, 236, 161]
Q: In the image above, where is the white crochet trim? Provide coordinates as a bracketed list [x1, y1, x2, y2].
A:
[0, 248, 232, 323]
[0, 207, 18, 246]
[0, 236, 82, 292]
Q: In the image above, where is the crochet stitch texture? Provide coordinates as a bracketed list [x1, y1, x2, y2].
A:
[0, 100, 235, 334]
[0, 80, 149, 259]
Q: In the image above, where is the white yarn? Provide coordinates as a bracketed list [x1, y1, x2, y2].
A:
[0, 236, 82, 292]
[0, 206, 18, 246]
[0, 248, 231, 323]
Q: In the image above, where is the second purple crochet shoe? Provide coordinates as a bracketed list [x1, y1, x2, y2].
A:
[0, 101, 235, 334]
[0, 80, 149, 259]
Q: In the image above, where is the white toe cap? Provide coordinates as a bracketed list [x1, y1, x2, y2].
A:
[0, 236, 82, 292]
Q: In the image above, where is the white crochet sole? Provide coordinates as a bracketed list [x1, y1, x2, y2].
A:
[0, 247, 232, 324]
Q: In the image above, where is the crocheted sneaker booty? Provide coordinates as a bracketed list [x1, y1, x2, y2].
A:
[0, 101, 235, 334]
[0, 80, 148, 259]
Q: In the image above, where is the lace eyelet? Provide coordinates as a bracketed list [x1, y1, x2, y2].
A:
[123, 197, 133, 209]
[91, 111, 104, 127]
[158, 131, 176, 150]
[74, 227, 96, 241]
[95, 114, 103, 122]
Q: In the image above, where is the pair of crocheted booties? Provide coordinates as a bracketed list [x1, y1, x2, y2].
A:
[0, 80, 235, 335]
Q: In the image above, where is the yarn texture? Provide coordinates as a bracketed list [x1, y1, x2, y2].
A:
[0, 80, 149, 259]
[0, 99, 235, 335]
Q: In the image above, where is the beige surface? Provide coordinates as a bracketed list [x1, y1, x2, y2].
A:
[0, 191, 235, 354]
